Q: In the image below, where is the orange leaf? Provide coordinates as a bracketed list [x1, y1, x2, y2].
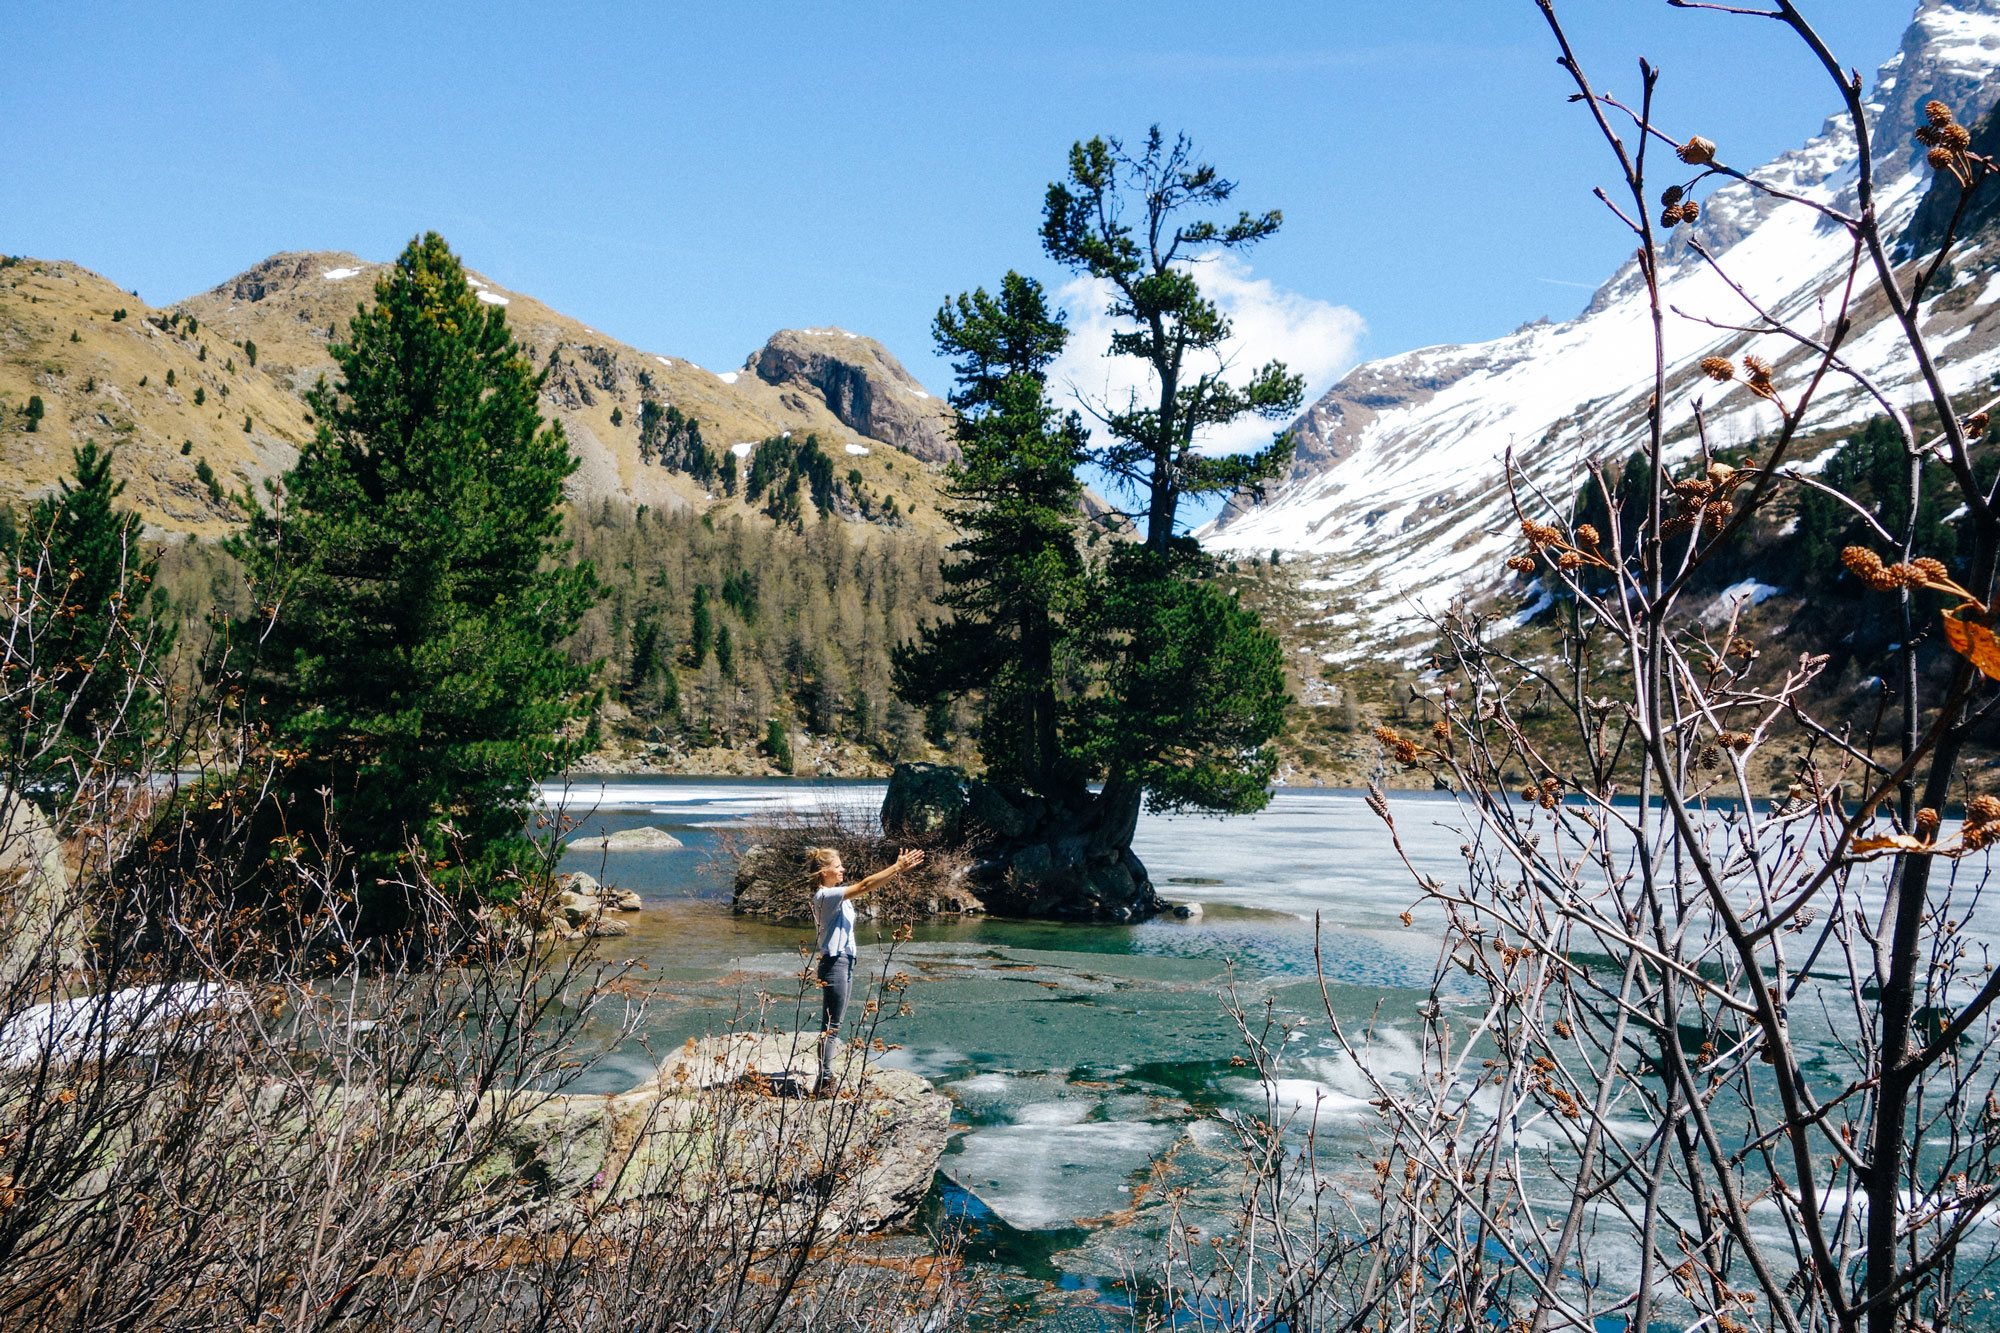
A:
[1852, 834, 1930, 854]
[1943, 609, 2000, 682]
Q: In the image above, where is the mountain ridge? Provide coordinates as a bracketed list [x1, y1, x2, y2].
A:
[1, 247, 955, 538]
[1206, 0, 2000, 659]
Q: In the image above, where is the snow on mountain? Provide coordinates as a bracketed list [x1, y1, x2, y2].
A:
[1205, 1, 2000, 658]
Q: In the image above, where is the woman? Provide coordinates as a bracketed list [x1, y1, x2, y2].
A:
[807, 845, 923, 1095]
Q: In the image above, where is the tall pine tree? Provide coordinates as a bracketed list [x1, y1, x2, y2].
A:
[894, 272, 1088, 794]
[1040, 129, 1297, 844]
[231, 232, 598, 925]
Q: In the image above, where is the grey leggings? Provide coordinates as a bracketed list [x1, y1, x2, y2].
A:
[817, 953, 853, 1084]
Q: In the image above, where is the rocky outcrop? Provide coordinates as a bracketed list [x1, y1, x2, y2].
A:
[749, 330, 955, 463]
[879, 763, 967, 843]
[1904, 97, 2000, 257]
[0, 789, 86, 994]
[205, 250, 370, 304]
[477, 1033, 950, 1234]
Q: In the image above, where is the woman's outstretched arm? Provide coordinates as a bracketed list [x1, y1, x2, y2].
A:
[842, 848, 925, 901]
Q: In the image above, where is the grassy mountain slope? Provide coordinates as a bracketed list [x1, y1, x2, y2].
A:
[2, 248, 954, 541]
[178, 251, 954, 537]
[0, 256, 312, 537]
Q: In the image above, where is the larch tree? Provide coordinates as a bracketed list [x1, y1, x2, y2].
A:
[230, 232, 599, 928]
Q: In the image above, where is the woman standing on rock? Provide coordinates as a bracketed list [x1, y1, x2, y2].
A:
[808, 846, 923, 1095]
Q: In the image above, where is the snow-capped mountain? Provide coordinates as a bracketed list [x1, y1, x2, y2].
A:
[1205, 1, 2000, 658]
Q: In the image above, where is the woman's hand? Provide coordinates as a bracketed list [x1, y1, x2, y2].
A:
[895, 848, 926, 873]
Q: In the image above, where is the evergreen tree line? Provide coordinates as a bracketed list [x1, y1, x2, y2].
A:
[563, 502, 951, 761]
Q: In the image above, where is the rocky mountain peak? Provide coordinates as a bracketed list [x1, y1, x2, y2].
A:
[749, 328, 954, 464]
[202, 251, 377, 306]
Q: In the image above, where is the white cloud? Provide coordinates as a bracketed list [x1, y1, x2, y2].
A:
[1047, 251, 1365, 459]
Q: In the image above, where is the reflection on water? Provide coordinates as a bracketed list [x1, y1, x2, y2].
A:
[535, 779, 1487, 1327]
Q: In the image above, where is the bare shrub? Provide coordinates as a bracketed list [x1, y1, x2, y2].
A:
[721, 797, 978, 923]
[1161, 6, 2000, 1333]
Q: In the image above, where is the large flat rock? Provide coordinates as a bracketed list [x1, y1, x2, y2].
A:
[476, 1033, 950, 1236]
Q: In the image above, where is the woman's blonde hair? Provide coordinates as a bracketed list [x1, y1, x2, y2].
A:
[805, 846, 842, 876]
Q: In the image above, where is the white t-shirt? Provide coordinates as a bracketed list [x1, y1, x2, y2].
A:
[812, 885, 856, 958]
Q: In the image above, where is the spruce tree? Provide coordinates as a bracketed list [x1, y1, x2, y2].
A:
[7, 444, 167, 801]
[893, 272, 1088, 794]
[231, 232, 598, 925]
[763, 718, 793, 773]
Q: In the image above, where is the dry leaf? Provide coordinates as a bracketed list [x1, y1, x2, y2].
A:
[1943, 608, 2000, 682]
[1852, 834, 1931, 854]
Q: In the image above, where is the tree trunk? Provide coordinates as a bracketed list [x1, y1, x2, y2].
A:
[1087, 774, 1141, 857]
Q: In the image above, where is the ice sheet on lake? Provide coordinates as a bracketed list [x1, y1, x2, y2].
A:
[543, 778, 886, 822]
[946, 1112, 1177, 1230]
[1134, 789, 1466, 933]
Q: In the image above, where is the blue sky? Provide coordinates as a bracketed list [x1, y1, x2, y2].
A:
[5, 2, 1913, 415]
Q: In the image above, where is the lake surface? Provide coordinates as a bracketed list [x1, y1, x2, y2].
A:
[539, 775, 1478, 1327]
[541, 777, 2000, 1328]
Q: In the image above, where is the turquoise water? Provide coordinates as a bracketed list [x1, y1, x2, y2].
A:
[541, 776, 1468, 1327]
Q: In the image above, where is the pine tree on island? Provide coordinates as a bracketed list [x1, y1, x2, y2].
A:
[229, 232, 599, 934]
[894, 131, 1295, 919]
[893, 272, 1089, 799]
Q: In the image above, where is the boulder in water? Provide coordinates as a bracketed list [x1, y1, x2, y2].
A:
[557, 871, 642, 912]
[881, 763, 965, 842]
[570, 826, 683, 852]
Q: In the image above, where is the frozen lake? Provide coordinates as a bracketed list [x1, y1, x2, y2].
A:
[538, 776, 1467, 1326]
[536, 776, 2000, 1329]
